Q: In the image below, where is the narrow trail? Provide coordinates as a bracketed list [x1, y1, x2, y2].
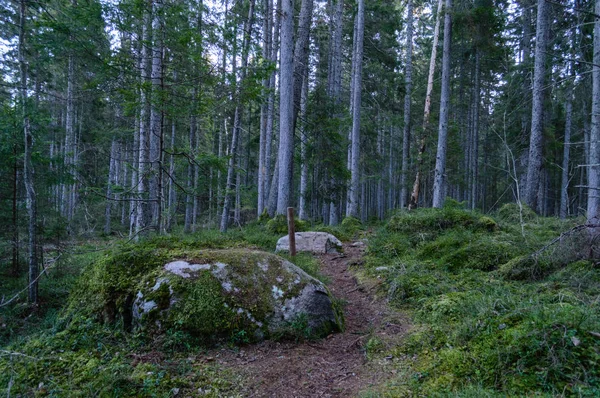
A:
[213, 241, 411, 397]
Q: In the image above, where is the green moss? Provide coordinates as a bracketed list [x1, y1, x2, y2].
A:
[266, 214, 307, 234]
[477, 216, 498, 232]
[341, 216, 363, 231]
[497, 202, 537, 223]
[366, 207, 600, 395]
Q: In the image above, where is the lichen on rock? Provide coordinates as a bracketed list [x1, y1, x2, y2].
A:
[130, 249, 343, 343]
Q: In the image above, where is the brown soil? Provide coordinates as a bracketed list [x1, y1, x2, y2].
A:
[211, 241, 411, 397]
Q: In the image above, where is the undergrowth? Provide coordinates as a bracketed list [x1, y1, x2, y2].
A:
[363, 200, 598, 396]
[0, 224, 305, 396]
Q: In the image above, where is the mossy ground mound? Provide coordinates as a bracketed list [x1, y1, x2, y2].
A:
[363, 204, 599, 396]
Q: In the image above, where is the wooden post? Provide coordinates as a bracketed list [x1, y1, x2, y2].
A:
[287, 207, 296, 257]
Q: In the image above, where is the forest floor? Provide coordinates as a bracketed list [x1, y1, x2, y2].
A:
[207, 241, 411, 397]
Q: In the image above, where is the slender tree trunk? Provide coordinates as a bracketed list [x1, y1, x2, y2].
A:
[409, 0, 443, 210]
[588, 0, 600, 229]
[400, 0, 414, 209]
[276, 0, 295, 214]
[470, 50, 480, 210]
[560, 83, 574, 219]
[346, 0, 365, 218]
[19, 0, 38, 304]
[12, 145, 19, 276]
[328, 0, 344, 225]
[167, 119, 177, 231]
[136, 8, 151, 238]
[299, 68, 309, 220]
[265, 0, 281, 206]
[149, 0, 163, 231]
[104, 139, 118, 235]
[185, 89, 197, 233]
[525, 0, 549, 211]
[432, 0, 452, 208]
[292, 0, 314, 129]
[62, 53, 75, 223]
[258, 0, 273, 217]
[221, 0, 256, 231]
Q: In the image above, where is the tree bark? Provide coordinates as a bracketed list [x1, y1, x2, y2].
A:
[104, 139, 118, 235]
[588, 0, 600, 229]
[432, 0, 452, 209]
[400, 0, 414, 209]
[258, 0, 273, 217]
[346, 0, 365, 218]
[328, 0, 344, 225]
[276, 0, 295, 215]
[19, 0, 38, 304]
[149, 0, 163, 231]
[299, 68, 309, 220]
[136, 7, 151, 238]
[525, 0, 549, 211]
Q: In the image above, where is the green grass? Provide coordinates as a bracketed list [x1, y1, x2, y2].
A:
[363, 202, 598, 396]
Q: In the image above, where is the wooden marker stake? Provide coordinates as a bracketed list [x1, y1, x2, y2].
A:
[287, 207, 296, 257]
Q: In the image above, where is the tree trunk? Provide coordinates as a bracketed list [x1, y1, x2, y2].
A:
[258, 0, 273, 217]
[299, 68, 309, 220]
[276, 0, 295, 215]
[409, 0, 443, 210]
[62, 52, 75, 223]
[185, 91, 197, 233]
[470, 49, 480, 210]
[136, 8, 151, 238]
[346, 0, 365, 218]
[221, 0, 256, 231]
[400, 0, 414, 209]
[432, 0, 453, 208]
[104, 139, 118, 235]
[19, 0, 38, 304]
[525, 0, 549, 211]
[560, 80, 574, 219]
[328, 0, 344, 225]
[167, 119, 177, 231]
[12, 144, 19, 276]
[149, 0, 163, 231]
[588, 0, 600, 229]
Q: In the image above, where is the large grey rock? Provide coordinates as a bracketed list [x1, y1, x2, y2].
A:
[276, 232, 343, 254]
[132, 250, 343, 341]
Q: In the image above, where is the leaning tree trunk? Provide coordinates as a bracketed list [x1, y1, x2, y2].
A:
[19, 0, 38, 304]
[525, 0, 549, 212]
[400, 0, 414, 209]
[346, 0, 365, 219]
[409, 0, 443, 210]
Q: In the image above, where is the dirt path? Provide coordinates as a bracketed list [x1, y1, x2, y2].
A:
[212, 241, 411, 397]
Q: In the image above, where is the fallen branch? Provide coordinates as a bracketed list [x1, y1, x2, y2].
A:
[0, 350, 39, 361]
[0, 254, 61, 308]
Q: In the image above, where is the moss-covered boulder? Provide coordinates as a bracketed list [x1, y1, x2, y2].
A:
[131, 249, 343, 342]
